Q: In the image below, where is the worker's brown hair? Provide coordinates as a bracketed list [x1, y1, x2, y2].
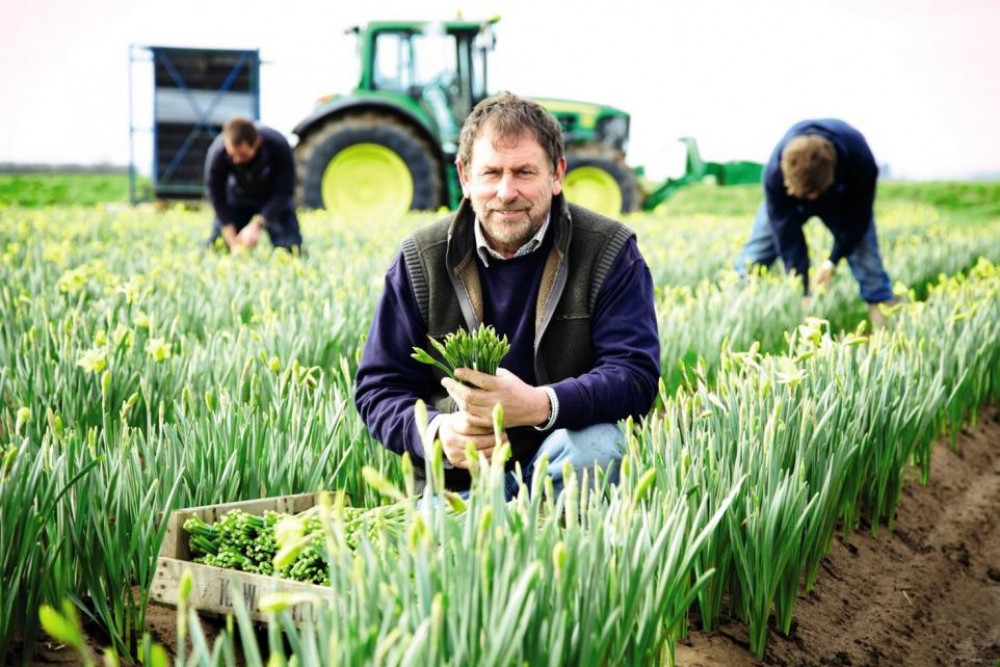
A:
[780, 134, 837, 199]
[223, 117, 259, 147]
[457, 91, 564, 173]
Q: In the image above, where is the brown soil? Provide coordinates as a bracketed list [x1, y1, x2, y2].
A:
[675, 405, 1000, 667]
[21, 408, 1000, 667]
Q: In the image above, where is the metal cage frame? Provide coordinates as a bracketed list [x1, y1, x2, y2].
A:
[128, 45, 261, 203]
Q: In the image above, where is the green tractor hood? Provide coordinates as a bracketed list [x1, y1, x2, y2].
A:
[530, 98, 631, 153]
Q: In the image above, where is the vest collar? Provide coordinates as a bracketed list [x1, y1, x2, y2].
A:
[444, 194, 573, 333]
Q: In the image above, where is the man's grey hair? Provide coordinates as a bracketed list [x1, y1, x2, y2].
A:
[457, 91, 564, 173]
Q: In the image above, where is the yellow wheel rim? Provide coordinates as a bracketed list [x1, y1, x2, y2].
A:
[321, 143, 414, 221]
[563, 166, 622, 217]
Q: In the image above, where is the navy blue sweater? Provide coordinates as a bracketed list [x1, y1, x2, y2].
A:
[354, 217, 661, 472]
[764, 119, 878, 288]
[205, 125, 296, 225]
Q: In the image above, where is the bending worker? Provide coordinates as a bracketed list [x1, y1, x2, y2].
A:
[735, 118, 897, 327]
[204, 117, 302, 253]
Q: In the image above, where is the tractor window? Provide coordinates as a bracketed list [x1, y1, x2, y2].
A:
[411, 29, 460, 99]
[471, 24, 494, 104]
[372, 32, 414, 92]
[412, 30, 463, 140]
[454, 34, 473, 120]
[470, 47, 487, 105]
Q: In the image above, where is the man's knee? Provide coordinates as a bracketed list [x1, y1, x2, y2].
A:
[267, 211, 303, 250]
[535, 423, 624, 479]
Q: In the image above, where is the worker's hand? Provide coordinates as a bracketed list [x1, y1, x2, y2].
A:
[221, 224, 241, 252]
[442, 368, 550, 429]
[238, 219, 264, 249]
[438, 411, 505, 469]
[815, 259, 836, 291]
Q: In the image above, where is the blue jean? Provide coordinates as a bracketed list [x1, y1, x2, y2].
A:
[423, 423, 624, 506]
[735, 203, 894, 303]
[505, 423, 624, 500]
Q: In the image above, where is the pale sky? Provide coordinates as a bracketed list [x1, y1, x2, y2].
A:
[2, 0, 998, 179]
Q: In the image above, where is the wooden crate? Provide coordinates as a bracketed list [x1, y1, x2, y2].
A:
[151, 492, 333, 624]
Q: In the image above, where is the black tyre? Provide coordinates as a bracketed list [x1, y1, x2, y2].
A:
[563, 151, 641, 216]
[295, 113, 444, 220]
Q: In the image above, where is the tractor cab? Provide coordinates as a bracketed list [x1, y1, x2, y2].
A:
[358, 19, 497, 148]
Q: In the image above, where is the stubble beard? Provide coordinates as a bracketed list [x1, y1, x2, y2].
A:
[478, 200, 548, 256]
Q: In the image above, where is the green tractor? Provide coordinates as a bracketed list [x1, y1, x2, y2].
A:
[292, 17, 641, 220]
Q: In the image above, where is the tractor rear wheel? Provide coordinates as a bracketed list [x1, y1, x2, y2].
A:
[563, 151, 641, 217]
[296, 113, 443, 221]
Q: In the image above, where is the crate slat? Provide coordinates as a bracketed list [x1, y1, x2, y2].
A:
[153, 492, 331, 624]
[151, 557, 332, 624]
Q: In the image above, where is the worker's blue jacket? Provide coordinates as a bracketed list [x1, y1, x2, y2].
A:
[764, 118, 878, 281]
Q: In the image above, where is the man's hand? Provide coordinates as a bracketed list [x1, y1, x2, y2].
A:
[815, 259, 836, 291]
[438, 411, 506, 469]
[237, 218, 265, 249]
[220, 224, 241, 252]
[442, 368, 550, 429]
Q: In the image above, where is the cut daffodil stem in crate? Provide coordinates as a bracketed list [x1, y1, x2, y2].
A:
[151, 492, 335, 625]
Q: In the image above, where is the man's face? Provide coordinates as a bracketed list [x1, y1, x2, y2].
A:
[456, 124, 565, 257]
[224, 136, 261, 165]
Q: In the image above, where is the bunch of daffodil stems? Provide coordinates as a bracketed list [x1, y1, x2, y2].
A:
[411, 324, 511, 382]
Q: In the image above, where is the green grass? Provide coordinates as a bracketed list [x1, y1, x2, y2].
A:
[878, 181, 1000, 218]
[655, 180, 1000, 220]
[653, 183, 763, 217]
[0, 173, 132, 207]
[4, 172, 998, 220]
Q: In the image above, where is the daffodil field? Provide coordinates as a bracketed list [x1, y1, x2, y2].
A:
[2, 184, 1000, 665]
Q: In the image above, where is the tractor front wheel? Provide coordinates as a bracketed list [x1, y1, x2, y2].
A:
[563, 152, 641, 217]
[296, 113, 443, 221]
